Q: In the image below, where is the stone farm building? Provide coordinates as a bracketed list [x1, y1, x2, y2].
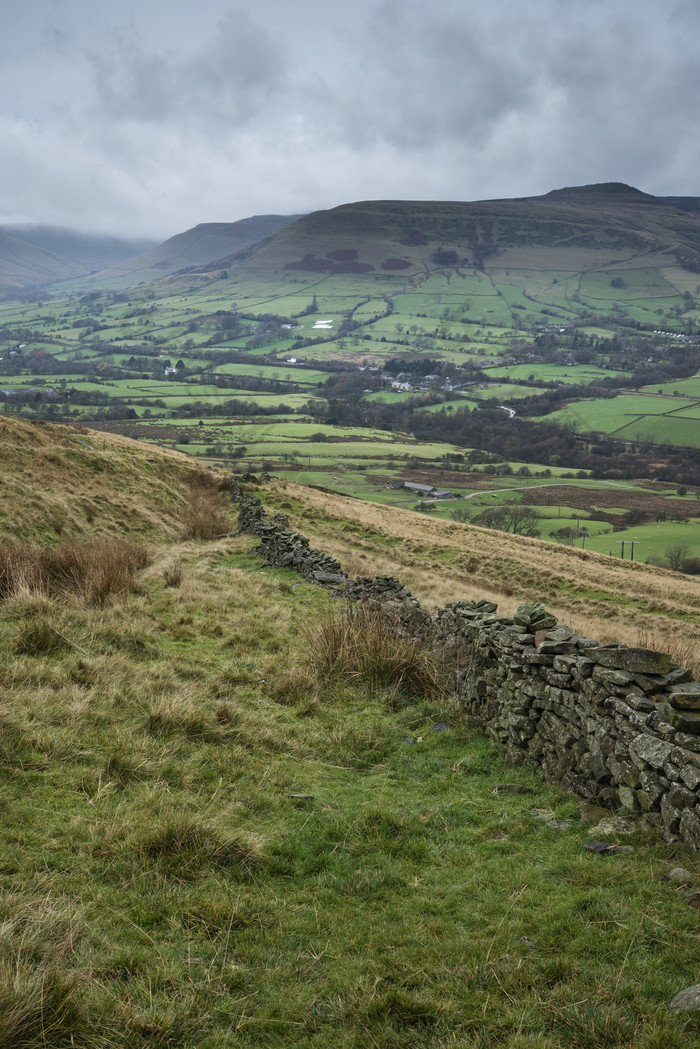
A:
[401, 482, 458, 499]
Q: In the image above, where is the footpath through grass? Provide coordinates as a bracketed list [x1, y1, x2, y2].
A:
[1, 535, 700, 1047]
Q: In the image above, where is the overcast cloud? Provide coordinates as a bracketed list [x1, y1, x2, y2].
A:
[0, 0, 698, 239]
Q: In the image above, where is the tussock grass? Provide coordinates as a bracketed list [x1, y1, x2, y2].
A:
[12, 615, 72, 656]
[162, 559, 183, 587]
[180, 473, 232, 540]
[137, 815, 264, 873]
[103, 747, 152, 788]
[0, 538, 149, 605]
[0, 897, 94, 1049]
[145, 695, 217, 741]
[306, 604, 453, 707]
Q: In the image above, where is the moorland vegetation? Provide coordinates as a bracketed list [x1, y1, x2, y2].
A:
[1, 418, 700, 1047]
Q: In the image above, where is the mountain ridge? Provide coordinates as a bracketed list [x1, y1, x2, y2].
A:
[211, 183, 700, 279]
[86, 213, 303, 288]
[3, 184, 700, 293]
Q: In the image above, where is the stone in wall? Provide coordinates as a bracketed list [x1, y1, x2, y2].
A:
[235, 478, 700, 849]
[236, 486, 347, 584]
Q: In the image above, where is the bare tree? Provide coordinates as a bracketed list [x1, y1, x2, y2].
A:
[666, 544, 690, 571]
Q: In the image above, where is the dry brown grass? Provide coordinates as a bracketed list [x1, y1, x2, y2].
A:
[0, 895, 86, 1048]
[0, 538, 149, 606]
[265, 480, 700, 666]
[306, 603, 453, 707]
[180, 474, 233, 539]
[0, 417, 224, 543]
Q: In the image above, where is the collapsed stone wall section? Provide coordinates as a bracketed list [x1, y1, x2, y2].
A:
[343, 575, 434, 635]
[236, 488, 347, 584]
[235, 482, 700, 848]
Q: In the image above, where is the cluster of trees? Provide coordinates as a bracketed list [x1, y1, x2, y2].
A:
[171, 399, 294, 419]
[469, 503, 541, 537]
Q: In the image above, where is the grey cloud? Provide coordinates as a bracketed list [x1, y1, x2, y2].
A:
[83, 8, 288, 129]
[319, 0, 542, 150]
[0, 0, 698, 238]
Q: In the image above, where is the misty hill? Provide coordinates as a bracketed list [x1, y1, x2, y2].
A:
[221, 183, 700, 278]
[0, 226, 156, 294]
[89, 214, 302, 288]
[663, 196, 700, 214]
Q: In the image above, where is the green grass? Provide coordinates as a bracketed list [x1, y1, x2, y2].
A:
[581, 519, 700, 562]
[643, 378, 700, 398]
[485, 363, 631, 385]
[1, 247, 699, 476]
[1, 527, 700, 1047]
[543, 393, 700, 447]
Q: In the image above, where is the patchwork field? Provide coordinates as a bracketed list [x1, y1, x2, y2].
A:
[1, 217, 700, 580]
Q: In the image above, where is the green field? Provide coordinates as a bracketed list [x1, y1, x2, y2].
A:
[544, 393, 700, 447]
[486, 363, 631, 385]
[1, 243, 700, 511]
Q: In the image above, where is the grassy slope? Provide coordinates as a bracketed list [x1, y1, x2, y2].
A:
[263, 479, 700, 659]
[2, 420, 700, 1046]
[0, 417, 213, 543]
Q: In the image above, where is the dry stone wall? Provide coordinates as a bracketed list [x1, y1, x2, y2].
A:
[235, 482, 700, 848]
[435, 599, 700, 849]
[234, 485, 347, 585]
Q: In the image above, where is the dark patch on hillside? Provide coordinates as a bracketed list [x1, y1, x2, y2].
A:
[236, 184, 700, 276]
[400, 229, 429, 246]
[285, 253, 375, 274]
[381, 258, 412, 270]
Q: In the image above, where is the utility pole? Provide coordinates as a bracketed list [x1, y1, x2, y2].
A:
[580, 527, 589, 549]
[617, 540, 626, 559]
[629, 539, 641, 562]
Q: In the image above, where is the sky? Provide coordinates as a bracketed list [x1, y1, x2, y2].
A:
[1, 0, 699, 241]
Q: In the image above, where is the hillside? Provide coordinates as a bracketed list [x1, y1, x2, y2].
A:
[259, 477, 700, 662]
[88, 214, 301, 288]
[0, 227, 155, 294]
[1, 413, 698, 661]
[224, 183, 700, 278]
[1, 423, 700, 1047]
[0, 416, 227, 543]
[0, 230, 86, 292]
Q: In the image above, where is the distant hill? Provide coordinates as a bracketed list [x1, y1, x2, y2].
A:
[0, 226, 156, 294]
[219, 183, 700, 279]
[663, 196, 700, 214]
[89, 214, 302, 288]
[0, 215, 302, 294]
